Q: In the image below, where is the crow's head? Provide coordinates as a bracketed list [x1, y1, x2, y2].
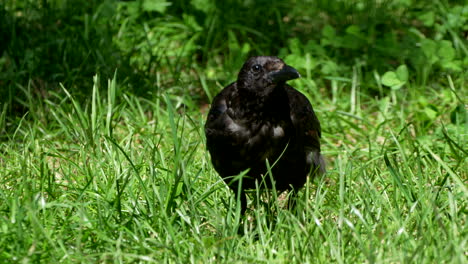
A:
[237, 56, 300, 96]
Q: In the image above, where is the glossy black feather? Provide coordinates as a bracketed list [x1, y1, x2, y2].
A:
[205, 56, 324, 213]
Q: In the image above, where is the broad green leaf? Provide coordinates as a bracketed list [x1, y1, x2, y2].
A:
[441, 61, 462, 71]
[191, 0, 215, 13]
[345, 25, 361, 36]
[420, 39, 438, 63]
[241, 43, 251, 55]
[381, 72, 400, 87]
[288, 38, 303, 55]
[438, 40, 455, 61]
[322, 25, 336, 39]
[418, 96, 428, 106]
[321, 61, 338, 75]
[321, 25, 338, 46]
[142, 0, 171, 13]
[424, 107, 438, 120]
[382, 69, 406, 90]
[285, 54, 307, 70]
[396, 65, 409, 82]
[418, 11, 435, 26]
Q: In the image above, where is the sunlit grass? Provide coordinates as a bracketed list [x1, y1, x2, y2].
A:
[1, 0, 467, 262]
[1, 68, 466, 262]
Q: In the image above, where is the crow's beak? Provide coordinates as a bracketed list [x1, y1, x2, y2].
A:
[269, 65, 301, 83]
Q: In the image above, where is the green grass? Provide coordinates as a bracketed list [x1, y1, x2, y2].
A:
[1, 0, 467, 263]
[1, 72, 466, 263]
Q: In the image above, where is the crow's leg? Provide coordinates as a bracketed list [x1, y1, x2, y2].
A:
[231, 186, 247, 216]
[239, 190, 247, 215]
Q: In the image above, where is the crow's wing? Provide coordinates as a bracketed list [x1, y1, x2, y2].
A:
[285, 85, 325, 173]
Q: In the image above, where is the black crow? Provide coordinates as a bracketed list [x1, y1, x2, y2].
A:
[205, 56, 324, 214]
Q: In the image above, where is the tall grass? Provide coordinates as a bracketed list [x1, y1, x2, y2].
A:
[0, 0, 466, 263]
[1, 70, 466, 263]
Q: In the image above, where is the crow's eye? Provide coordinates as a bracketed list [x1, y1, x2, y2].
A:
[252, 64, 262, 72]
